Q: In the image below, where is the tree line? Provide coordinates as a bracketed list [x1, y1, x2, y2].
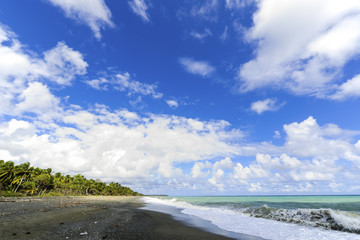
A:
[0, 160, 142, 197]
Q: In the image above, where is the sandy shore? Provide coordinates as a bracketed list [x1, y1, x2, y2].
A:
[0, 196, 235, 240]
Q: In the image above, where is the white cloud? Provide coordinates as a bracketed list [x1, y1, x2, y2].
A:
[191, 161, 212, 178]
[0, 27, 34, 80]
[2, 21, 360, 194]
[283, 116, 360, 161]
[233, 163, 252, 181]
[213, 157, 234, 170]
[2, 74, 360, 195]
[42, 42, 88, 85]
[225, 0, 250, 9]
[0, 24, 87, 116]
[190, 28, 212, 40]
[239, 0, 360, 99]
[0, 110, 242, 183]
[46, 0, 114, 39]
[193, 157, 235, 190]
[208, 169, 225, 191]
[0, 26, 87, 86]
[63, 110, 97, 130]
[85, 77, 108, 90]
[128, 0, 150, 22]
[0, 18, 242, 187]
[220, 26, 228, 41]
[248, 182, 262, 192]
[191, 0, 219, 21]
[329, 181, 343, 192]
[15, 82, 61, 117]
[85, 72, 163, 99]
[331, 74, 360, 100]
[250, 98, 284, 114]
[114, 73, 162, 98]
[166, 99, 179, 108]
[179, 57, 215, 77]
[0, 22, 241, 194]
[234, 157, 269, 181]
[184, 116, 360, 194]
[232, 152, 339, 190]
[273, 130, 281, 138]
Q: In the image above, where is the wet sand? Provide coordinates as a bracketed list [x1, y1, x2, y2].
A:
[0, 196, 235, 239]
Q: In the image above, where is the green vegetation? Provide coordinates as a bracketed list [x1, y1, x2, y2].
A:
[0, 160, 142, 197]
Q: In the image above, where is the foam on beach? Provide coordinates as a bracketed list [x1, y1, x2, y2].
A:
[142, 197, 360, 240]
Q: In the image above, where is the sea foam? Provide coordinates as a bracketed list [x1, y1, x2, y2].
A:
[142, 197, 360, 240]
[243, 206, 360, 233]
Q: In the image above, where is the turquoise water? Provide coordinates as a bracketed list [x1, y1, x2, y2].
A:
[163, 195, 360, 212]
[167, 195, 360, 204]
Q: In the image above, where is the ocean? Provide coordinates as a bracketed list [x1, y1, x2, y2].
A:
[142, 195, 360, 240]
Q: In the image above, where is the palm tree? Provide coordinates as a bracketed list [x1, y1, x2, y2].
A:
[0, 161, 16, 191]
[12, 162, 32, 193]
[22, 181, 38, 195]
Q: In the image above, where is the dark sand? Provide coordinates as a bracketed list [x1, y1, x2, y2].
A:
[0, 196, 235, 240]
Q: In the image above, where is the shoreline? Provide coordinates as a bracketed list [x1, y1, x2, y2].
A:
[0, 196, 235, 239]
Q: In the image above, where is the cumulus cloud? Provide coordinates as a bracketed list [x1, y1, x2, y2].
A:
[0, 21, 244, 194]
[42, 42, 88, 85]
[85, 72, 163, 99]
[2, 75, 360, 195]
[207, 115, 359, 189]
[1, 22, 360, 194]
[283, 116, 360, 160]
[250, 98, 284, 114]
[239, 0, 360, 99]
[0, 25, 87, 85]
[0, 108, 243, 184]
[185, 116, 360, 194]
[0, 23, 87, 115]
[207, 157, 235, 190]
[46, 0, 114, 39]
[191, 161, 212, 178]
[15, 82, 61, 117]
[331, 74, 360, 100]
[0, 17, 242, 190]
[255, 117, 360, 182]
[179, 57, 215, 77]
[243, 153, 337, 182]
[128, 0, 150, 22]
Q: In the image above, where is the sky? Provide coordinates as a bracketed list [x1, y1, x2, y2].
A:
[1, 0, 360, 195]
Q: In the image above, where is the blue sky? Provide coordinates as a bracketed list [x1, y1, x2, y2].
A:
[1, 0, 360, 195]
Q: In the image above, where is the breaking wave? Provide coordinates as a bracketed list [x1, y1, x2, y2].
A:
[142, 197, 360, 240]
[243, 206, 360, 233]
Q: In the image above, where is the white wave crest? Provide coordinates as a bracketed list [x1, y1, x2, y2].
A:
[142, 197, 360, 240]
[243, 206, 360, 233]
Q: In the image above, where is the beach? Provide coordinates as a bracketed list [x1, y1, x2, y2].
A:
[0, 196, 234, 240]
